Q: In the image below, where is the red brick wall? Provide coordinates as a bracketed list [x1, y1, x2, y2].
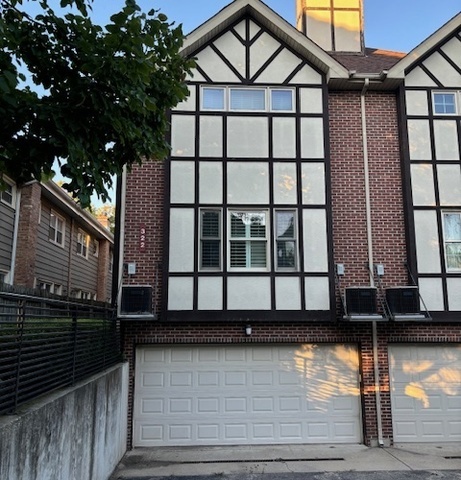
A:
[14, 182, 41, 288]
[329, 91, 407, 289]
[122, 160, 164, 309]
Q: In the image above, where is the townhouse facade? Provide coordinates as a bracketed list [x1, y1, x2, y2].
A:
[117, 0, 461, 448]
[0, 179, 113, 302]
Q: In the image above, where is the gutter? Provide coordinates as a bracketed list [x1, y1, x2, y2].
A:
[360, 77, 385, 447]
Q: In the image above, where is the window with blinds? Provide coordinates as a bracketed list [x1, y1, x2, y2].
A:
[443, 212, 461, 270]
[201, 87, 295, 112]
[275, 210, 297, 270]
[200, 210, 221, 269]
[229, 211, 267, 269]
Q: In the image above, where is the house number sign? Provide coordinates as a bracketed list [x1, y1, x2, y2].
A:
[139, 224, 146, 252]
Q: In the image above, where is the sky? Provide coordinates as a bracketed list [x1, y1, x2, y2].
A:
[90, 0, 460, 54]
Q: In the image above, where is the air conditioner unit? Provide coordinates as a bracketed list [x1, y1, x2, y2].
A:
[119, 285, 153, 318]
[343, 287, 384, 321]
[385, 286, 426, 321]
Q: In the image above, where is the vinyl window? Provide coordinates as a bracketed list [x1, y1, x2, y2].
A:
[275, 210, 297, 270]
[1, 181, 15, 207]
[77, 230, 89, 258]
[433, 92, 457, 115]
[200, 210, 221, 270]
[49, 211, 65, 246]
[443, 212, 461, 270]
[229, 211, 268, 270]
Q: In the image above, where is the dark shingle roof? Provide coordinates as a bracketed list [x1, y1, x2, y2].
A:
[330, 48, 406, 73]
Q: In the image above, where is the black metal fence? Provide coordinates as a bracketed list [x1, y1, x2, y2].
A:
[0, 284, 122, 415]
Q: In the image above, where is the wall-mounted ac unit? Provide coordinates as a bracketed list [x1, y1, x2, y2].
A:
[343, 287, 384, 321]
[119, 285, 153, 318]
[385, 286, 426, 321]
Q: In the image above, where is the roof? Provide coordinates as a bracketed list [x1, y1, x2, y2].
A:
[331, 48, 406, 74]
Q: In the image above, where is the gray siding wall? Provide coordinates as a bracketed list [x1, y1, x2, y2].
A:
[0, 201, 15, 274]
[71, 229, 99, 297]
[35, 203, 71, 292]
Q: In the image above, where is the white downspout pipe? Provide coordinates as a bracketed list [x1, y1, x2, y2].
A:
[360, 78, 384, 447]
[9, 189, 22, 285]
[116, 166, 127, 317]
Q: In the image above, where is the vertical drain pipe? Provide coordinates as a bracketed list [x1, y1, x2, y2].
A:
[360, 78, 384, 447]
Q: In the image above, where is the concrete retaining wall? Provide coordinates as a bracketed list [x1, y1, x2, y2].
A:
[0, 363, 128, 480]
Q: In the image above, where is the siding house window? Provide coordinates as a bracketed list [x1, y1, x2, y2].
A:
[77, 290, 92, 300]
[0, 271, 6, 283]
[229, 211, 268, 269]
[77, 230, 89, 258]
[275, 210, 297, 270]
[200, 210, 221, 270]
[433, 92, 457, 114]
[443, 212, 461, 270]
[49, 211, 65, 246]
[92, 239, 99, 257]
[1, 182, 15, 206]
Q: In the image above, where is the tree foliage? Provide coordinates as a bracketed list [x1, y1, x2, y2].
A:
[0, 0, 193, 206]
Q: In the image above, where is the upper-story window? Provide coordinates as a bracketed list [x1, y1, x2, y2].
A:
[229, 211, 268, 270]
[433, 92, 457, 115]
[77, 229, 89, 258]
[443, 212, 461, 271]
[1, 180, 15, 207]
[92, 239, 99, 257]
[275, 210, 297, 270]
[49, 211, 65, 246]
[202, 87, 295, 112]
[200, 210, 221, 270]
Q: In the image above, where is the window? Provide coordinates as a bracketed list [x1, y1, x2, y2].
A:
[202, 87, 225, 110]
[229, 211, 268, 269]
[77, 230, 89, 258]
[0, 271, 6, 283]
[271, 89, 294, 111]
[109, 252, 113, 273]
[38, 282, 62, 295]
[200, 210, 221, 269]
[433, 92, 457, 114]
[49, 211, 65, 246]
[92, 239, 99, 257]
[201, 87, 295, 112]
[443, 212, 461, 270]
[1, 182, 15, 206]
[275, 210, 297, 270]
[230, 88, 265, 111]
[77, 290, 92, 300]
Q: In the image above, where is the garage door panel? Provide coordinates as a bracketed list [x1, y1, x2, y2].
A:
[389, 344, 461, 443]
[134, 344, 362, 446]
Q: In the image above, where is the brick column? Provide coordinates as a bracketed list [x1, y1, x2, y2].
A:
[14, 182, 42, 288]
[97, 239, 110, 302]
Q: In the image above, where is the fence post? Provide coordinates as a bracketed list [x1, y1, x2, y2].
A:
[13, 300, 26, 413]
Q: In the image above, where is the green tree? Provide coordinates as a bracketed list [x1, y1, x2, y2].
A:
[0, 0, 193, 206]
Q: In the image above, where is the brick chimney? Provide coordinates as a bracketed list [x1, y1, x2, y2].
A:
[296, 0, 364, 54]
[97, 214, 110, 230]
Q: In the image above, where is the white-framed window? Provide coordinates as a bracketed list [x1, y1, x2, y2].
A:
[199, 209, 221, 270]
[77, 290, 92, 300]
[0, 271, 7, 283]
[0, 180, 15, 207]
[275, 210, 297, 270]
[201, 87, 295, 112]
[49, 210, 65, 246]
[77, 229, 89, 258]
[38, 281, 62, 295]
[229, 210, 268, 270]
[109, 251, 113, 273]
[432, 92, 457, 115]
[92, 238, 99, 257]
[443, 212, 461, 270]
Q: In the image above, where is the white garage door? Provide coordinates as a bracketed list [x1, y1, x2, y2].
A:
[389, 344, 461, 442]
[133, 344, 362, 446]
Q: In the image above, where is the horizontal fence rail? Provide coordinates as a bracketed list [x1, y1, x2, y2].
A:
[0, 284, 122, 415]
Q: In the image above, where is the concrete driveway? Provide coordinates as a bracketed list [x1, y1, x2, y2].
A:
[109, 443, 461, 479]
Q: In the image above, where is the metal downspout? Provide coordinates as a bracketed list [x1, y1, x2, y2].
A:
[361, 78, 384, 446]
[116, 166, 127, 317]
[9, 190, 22, 284]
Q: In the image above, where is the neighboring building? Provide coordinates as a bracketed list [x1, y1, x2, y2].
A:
[0, 179, 113, 302]
[117, 0, 461, 448]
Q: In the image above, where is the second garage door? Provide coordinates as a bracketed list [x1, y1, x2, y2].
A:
[389, 344, 461, 442]
[133, 344, 362, 446]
